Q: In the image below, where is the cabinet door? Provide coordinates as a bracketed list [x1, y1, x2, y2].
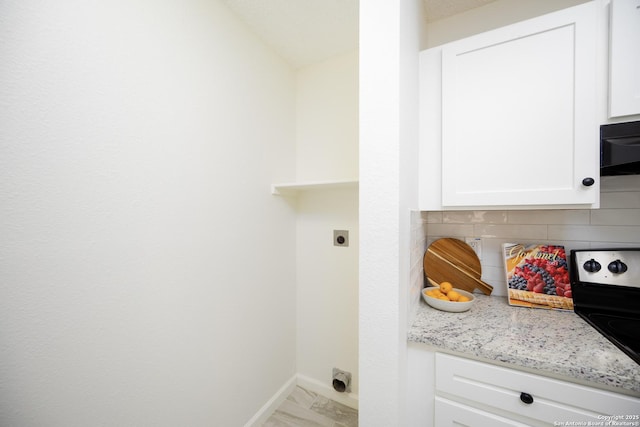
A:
[435, 397, 530, 427]
[440, 2, 599, 207]
[610, 0, 640, 117]
[436, 353, 640, 425]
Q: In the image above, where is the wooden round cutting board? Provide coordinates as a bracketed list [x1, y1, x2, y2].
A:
[423, 238, 493, 295]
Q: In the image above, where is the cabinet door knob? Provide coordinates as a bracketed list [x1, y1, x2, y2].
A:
[582, 177, 595, 186]
[520, 392, 534, 404]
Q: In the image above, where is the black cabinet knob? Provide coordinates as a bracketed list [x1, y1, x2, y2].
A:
[608, 259, 628, 274]
[583, 259, 601, 273]
[520, 392, 534, 404]
[582, 177, 595, 186]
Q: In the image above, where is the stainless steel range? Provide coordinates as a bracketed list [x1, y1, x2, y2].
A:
[570, 249, 640, 365]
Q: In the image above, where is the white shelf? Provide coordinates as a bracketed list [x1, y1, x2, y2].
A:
[271, 180, 358, 196]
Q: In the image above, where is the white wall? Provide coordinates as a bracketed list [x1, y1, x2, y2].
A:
[296, 187, 359, 404]
[294, 51, 360, 405]
[359, 0, 424, 425]
[0, 1, 298, 426]
[296, 51, 359, 182]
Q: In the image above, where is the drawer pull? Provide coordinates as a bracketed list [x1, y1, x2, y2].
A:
[582, 177, 595, 187]
[520, 392, 534, 404]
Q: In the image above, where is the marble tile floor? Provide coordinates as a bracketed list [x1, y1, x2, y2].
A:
[262, 386, 358, 427]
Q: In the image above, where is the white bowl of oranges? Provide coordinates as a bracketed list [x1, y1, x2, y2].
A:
[422, 281, 475, 313]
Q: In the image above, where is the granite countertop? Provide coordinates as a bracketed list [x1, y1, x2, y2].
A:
[408, 294, 640, 396]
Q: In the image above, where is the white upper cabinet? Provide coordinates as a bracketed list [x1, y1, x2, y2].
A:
[419, 1, 602, 210]
[609, 0, 640, 118]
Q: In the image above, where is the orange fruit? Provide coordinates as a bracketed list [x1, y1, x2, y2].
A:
[440, 281, 453, 294]
[447, 290, 461, 301]
[431, 289, 444, 297]
[457, 295, 470, 302]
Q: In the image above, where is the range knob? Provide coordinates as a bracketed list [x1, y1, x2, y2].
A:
[608, 260, 628, 274]
[583, 259, 601, 273]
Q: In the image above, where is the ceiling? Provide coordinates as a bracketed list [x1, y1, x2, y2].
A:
[222, 0, 498, 68]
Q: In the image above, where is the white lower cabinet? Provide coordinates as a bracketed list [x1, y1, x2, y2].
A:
[435, 353, 640, 426]
[407, 345, 640, 427]
[435, 396, 530, 427]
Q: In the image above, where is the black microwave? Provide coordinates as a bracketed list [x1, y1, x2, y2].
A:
[601, 120, 640, 176]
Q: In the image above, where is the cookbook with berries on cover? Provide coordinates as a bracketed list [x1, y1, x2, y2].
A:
[503, 243, 573, 311]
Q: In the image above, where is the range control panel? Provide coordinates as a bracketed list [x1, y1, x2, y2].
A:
[571, 249, 640, 288]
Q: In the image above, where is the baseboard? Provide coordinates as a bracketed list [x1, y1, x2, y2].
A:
[296, 374, 359, 410]
[243, 375, 297, 427]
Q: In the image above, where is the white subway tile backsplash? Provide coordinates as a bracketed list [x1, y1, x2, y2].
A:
[442, 210, 507, 224]
[474, 224, 548, 240]
[590, 241, 640, 249]
[427, 223, 474, 237]
[601, 175, 640, 192]
[507, 209, 590, 225]
[409, 210, 429, 326]
[420, 193, 640, 300]
[590, 209, 640, 226]
[599, 192, 640, 209]
[480, 238, 507, 266]
[480, 265, 507, 297]
[425, 211, 443, 223]
[548, 225, 640, 243]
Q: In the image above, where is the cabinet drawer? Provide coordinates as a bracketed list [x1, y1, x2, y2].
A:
[436, 353, 640, 425]
[435, 396, 530, 427]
